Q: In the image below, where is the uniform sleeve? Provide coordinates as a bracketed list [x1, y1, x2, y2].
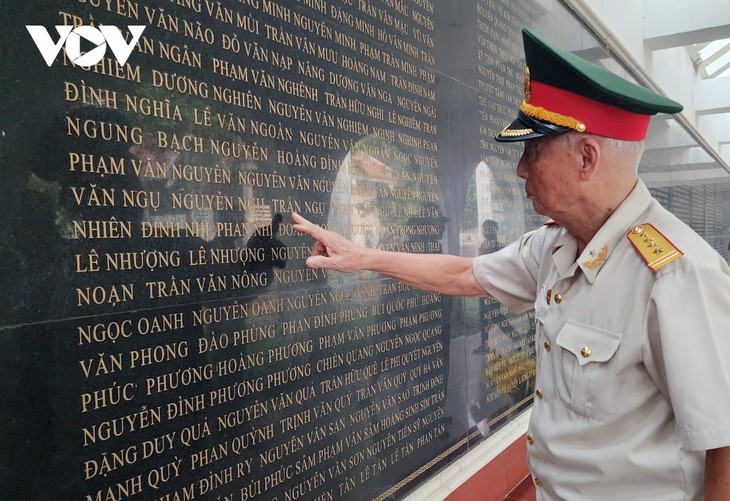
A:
[650, 258, 730, 451]
[472, 228, 544, 312]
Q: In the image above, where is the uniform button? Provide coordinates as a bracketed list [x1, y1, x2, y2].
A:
[581, 346, 592, 358]
[534, 477, 543, 487]
[546, 289, 552, 304]
[544, 341, 551, 352]
[526, 434, 534, 444]
[554, 293, 562, 304]
[535, 389, 543, 399]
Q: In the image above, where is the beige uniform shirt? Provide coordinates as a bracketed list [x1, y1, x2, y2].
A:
[473, 180, 730, 500]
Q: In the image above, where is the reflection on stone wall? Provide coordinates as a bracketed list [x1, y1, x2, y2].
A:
[0, 1, 727, 500]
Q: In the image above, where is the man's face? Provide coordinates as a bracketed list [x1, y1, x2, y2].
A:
[516, 136, 577, 218]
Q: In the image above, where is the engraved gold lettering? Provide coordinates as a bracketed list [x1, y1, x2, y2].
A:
[82, 406, 163, 446]
[125, 94, 183, 121]
[65, 80, 119, 108]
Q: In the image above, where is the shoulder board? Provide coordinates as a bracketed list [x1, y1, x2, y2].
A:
[544, 219, 558, 226]
[627, 223, 683, 272]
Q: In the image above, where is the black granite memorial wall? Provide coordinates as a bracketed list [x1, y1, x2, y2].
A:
[1, 1, 728, 500]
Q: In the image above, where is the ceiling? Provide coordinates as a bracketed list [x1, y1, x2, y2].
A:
[630, 3, 730, 240]
[691, 38, 730, 79]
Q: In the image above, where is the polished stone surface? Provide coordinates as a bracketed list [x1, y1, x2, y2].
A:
[1, 1, 727, 500]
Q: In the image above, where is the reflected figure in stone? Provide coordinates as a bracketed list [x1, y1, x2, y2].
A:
[241, 212, 287, 292]
[474, 219, 509, 352]
[470, 219, 535, 436]
[10, 105, 145, 319]
[2, 104, 146, 499]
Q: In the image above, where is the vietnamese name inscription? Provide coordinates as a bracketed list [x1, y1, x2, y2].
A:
[48, 0, 454, 500]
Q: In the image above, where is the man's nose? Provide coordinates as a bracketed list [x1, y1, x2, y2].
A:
[516, 156, 528, 180]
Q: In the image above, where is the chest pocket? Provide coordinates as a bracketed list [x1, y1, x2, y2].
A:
[554, 320, 622, 421]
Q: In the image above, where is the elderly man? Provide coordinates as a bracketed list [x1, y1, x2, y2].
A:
[293, 28, 730, 500]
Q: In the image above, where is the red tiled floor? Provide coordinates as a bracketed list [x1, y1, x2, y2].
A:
[504, 475, 536, 501]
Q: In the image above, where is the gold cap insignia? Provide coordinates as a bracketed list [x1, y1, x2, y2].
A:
[524, 67, 531, 102]
[498, 125, 534, 137]
[627, 223, 683, 271]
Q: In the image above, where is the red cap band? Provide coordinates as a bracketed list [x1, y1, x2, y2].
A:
[530, 81, 652, 141]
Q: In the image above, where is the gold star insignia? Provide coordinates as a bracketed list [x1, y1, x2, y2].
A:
[582, 244, 608, 269]
[627, 223, 683, 271]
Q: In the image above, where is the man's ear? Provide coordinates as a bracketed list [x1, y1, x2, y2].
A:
[576, 136, 601, 179]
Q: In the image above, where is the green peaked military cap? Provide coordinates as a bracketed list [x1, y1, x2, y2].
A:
[496, 28, 684, 142]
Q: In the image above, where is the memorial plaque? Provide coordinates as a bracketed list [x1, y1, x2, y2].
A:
[3, 1, 725, 500]
[0, 2, 470, 499]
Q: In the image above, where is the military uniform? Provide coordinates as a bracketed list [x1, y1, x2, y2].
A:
[473, 179, 730, 499]
[476, 28, 730, 499]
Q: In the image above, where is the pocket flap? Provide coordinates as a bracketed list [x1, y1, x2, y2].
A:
[556, 321, 621, 366]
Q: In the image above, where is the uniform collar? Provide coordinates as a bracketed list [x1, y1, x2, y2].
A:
[552, 180, 653, 283]
[551, 232, 579, 279]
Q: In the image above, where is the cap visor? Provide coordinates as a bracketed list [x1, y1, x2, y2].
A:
[495, 112, 574, 142]
[495, 117, 544, 142]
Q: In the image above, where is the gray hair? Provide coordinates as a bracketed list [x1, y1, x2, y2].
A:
[556, 132, 645, 172]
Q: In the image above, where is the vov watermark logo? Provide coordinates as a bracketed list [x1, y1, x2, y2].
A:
[26, 25, 146, 67]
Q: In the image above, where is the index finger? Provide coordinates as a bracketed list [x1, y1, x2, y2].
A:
[292, 212, 325, 239]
